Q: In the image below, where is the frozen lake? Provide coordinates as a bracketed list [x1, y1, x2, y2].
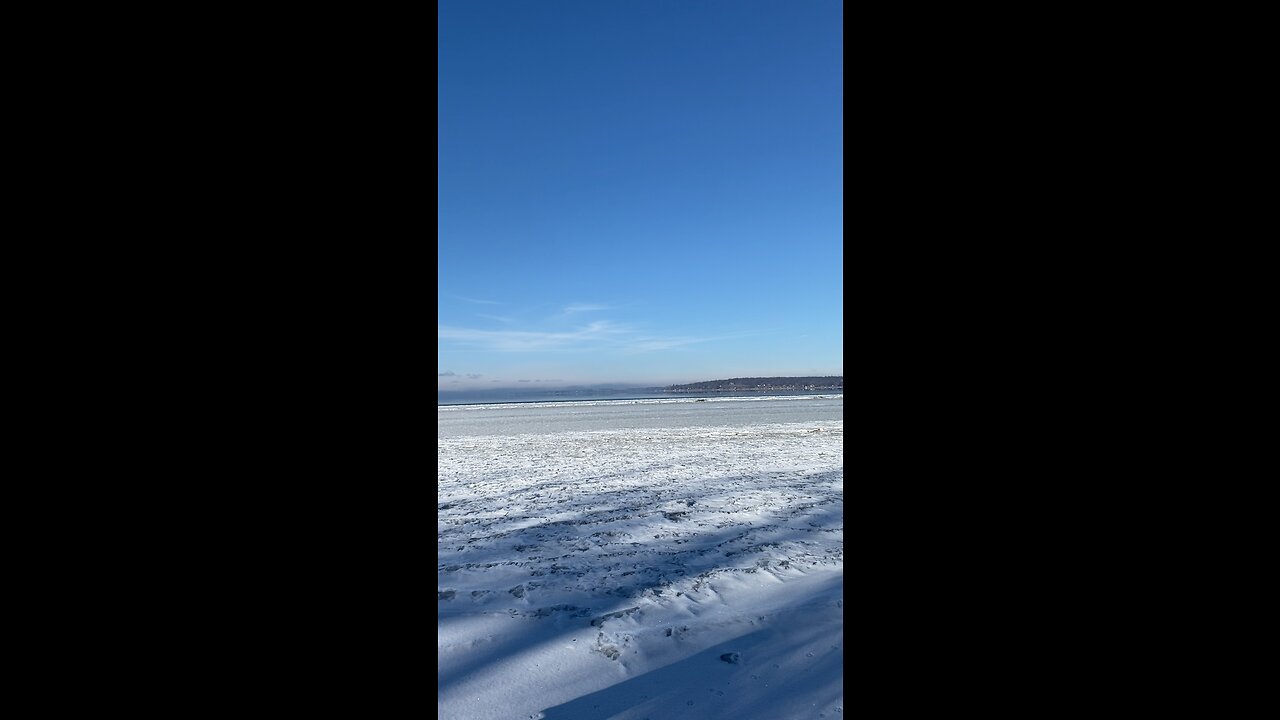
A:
[437, 393, 843, 437]
[438, 395, 843, 719]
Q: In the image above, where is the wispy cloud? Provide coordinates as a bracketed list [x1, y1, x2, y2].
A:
[439, 321, 629, 352]
[439, 371, 456, 376]
[622, 336, 712, 353]
[447, 293, 502, 305]
[439, 320, 752, 355]
[621, 328, 762, 354]
[476, 313, 516, 323]
[562, 303, 610, 314]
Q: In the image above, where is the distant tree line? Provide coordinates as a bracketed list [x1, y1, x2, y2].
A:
[663, 376, 843, 392]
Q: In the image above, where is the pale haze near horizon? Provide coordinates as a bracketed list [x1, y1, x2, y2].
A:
[439, 1, 843, 391]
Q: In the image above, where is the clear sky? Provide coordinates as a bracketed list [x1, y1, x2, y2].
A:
[439, 0, 842, 390]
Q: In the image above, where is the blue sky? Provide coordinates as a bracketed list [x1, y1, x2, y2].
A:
[439, 0, 842, 390]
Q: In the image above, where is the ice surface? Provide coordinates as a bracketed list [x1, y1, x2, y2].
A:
[438, 394, 843, 437]
[439, 397, 843, 720]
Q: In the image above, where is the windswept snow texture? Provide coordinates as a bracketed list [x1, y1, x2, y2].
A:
[439, 396, 843, 720]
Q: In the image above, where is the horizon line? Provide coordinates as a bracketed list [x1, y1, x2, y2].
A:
[438, 374, 844, 392]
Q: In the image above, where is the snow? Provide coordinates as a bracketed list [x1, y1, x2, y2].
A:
[439, 396, 843, 720]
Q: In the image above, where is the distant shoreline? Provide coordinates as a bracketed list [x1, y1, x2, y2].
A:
[438, 388, 843, 407]
[663, 376, 843, 393]
[664, 386, 843, 393]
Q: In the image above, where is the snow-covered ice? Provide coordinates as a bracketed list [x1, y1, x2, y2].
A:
[439, 396, 843, 720]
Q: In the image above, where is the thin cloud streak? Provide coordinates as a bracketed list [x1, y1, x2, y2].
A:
[620, 328, 764, 354]
[447, 293, 502, 305]
[439, 321, 629, 352]
[439, 322, 759, 355]
[622, 337, 709, 353]
[562, 303, 610, 314]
